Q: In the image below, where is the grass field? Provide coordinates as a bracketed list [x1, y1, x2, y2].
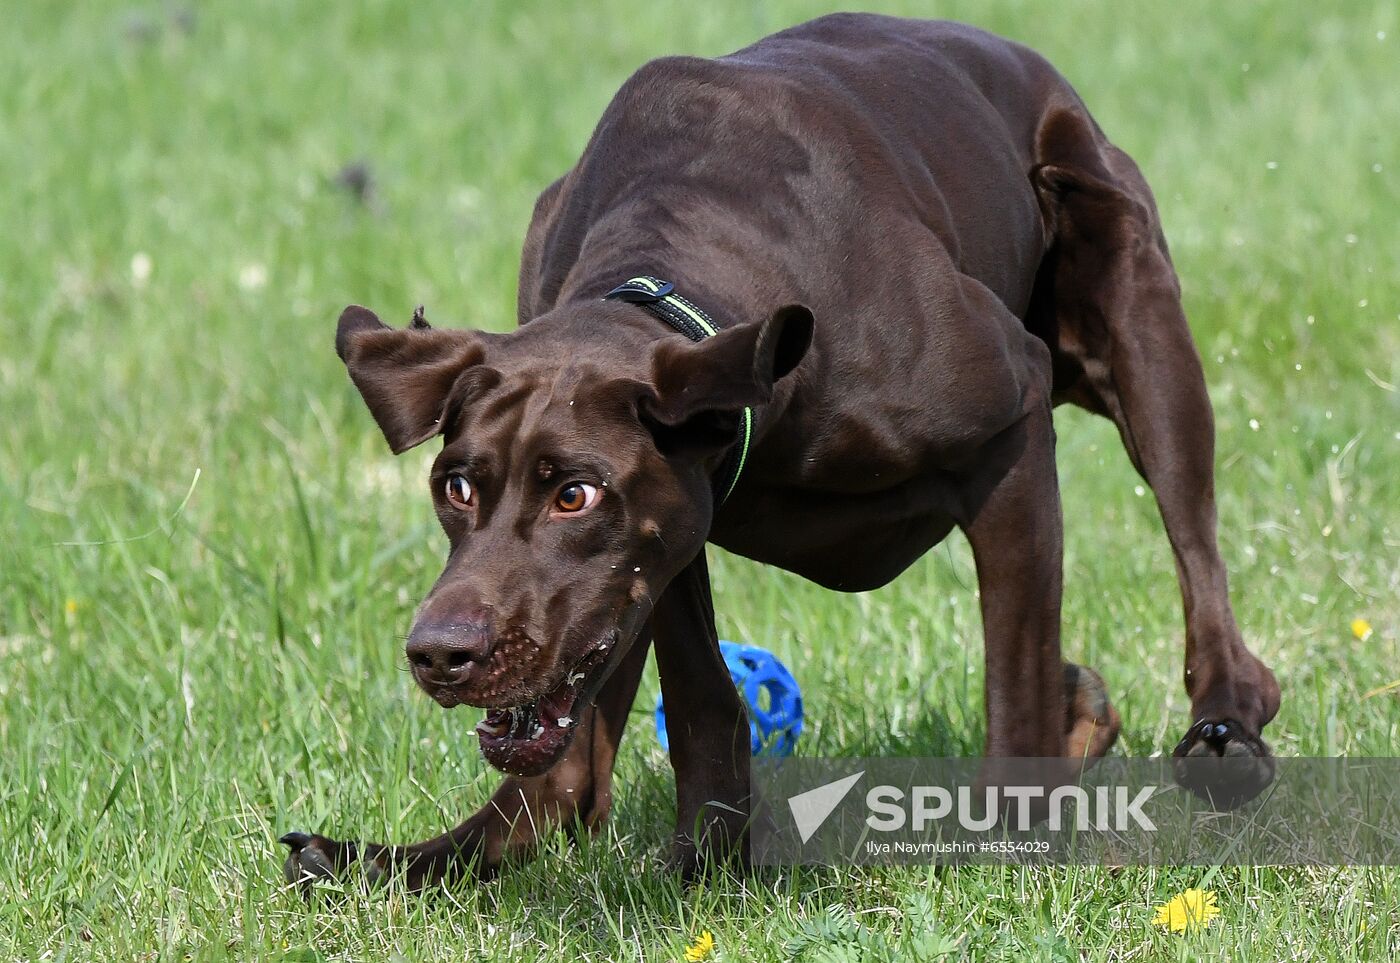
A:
[3, 0, 1398, 959]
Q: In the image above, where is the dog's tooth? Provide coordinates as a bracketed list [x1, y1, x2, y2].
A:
[557, 716, 573, 728]
[567, 671, 584, 686]
[476, 718, 507, 737]
[531, 724, 546, 740]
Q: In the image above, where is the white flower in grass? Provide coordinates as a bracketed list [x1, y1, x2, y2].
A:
[130, 252, 152, 287]
[239, 262, 268, 291]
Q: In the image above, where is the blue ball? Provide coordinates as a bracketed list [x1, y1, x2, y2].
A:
[655, 640, 803, 756]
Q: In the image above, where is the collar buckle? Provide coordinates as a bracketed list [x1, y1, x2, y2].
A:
[604, 279, 675, 303]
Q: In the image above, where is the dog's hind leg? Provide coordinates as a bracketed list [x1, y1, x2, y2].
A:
[1031, 109, 1280, 805]
[280, 633, 651, 891]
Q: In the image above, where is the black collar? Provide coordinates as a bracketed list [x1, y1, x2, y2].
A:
[604, 275, 752, 505]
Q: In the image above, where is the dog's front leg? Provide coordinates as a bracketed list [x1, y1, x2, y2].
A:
[652, 551, 750, 878]
[958, 395, 1072, 763]
[281, 631, 651, 892]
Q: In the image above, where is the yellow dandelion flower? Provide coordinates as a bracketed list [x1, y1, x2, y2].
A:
[683, 930, 715, 961]
[64, 598, 79, 617]
[1351, 618, 1373, 641]
[1152, 888, 1220, 933]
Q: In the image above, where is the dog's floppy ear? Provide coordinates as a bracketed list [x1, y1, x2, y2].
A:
[640, 303, 813, 456]
[336, 305, 492, 454]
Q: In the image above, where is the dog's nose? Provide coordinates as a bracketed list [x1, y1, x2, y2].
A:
[405, 611, 494, 682]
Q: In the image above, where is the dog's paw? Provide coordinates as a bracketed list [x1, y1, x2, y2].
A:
[663, 839, 703, 882]
[1063, 662, 1121, 762]
[1171, 719, 1275, 810]
[664, 831, 749, 884]
[279, 832, 388, 893]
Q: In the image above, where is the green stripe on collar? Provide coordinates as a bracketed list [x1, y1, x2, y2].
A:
[604, 276, 752, 505]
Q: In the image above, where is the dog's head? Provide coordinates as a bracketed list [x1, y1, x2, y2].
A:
[336, 299, 811, 775]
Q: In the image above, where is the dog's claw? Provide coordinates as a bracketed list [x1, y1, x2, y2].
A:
[279, 831, 356, 892]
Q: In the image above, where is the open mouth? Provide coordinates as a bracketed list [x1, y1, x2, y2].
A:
[473, 641, 612, 776]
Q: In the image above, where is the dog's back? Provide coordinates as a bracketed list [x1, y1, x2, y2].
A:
[722, 14, 1071, 303]
[527, 15, 1081, 320]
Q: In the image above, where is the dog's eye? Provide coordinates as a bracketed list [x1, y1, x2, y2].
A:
[554, 482, 599, 514]
[444, 474, 473, 509]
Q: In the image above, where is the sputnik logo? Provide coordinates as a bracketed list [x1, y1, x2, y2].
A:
[787, 770, 865, 843]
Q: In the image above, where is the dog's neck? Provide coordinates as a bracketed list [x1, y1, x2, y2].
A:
[540, 199, 794, 336]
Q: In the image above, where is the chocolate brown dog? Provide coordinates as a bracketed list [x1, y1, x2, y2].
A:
[282, 13, 1279, 888]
